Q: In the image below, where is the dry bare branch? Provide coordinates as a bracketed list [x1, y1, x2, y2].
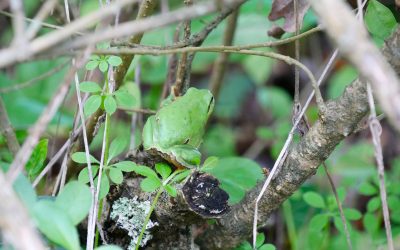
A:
[196, 25, 400, 250]
[309, 0, 400, 133]
[0, 171, 46, 250]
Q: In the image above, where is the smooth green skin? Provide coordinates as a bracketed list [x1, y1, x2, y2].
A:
[142, 88, 214, 168]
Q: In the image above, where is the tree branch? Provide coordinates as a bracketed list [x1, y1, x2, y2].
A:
[0, 96, 20, 156]
[196, 25, 400, 250]
[309, 0, 400, 133]
[66, 0, 157, 172]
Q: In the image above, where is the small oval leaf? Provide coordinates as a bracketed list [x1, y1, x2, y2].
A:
[84, 95, 102, 116]
[79, 81, 102, 93]
[109, 168, 123, 184]
[140, 177, 161, 192]
[104, 95, 117, 115]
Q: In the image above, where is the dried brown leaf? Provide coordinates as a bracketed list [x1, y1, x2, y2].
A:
[268, 0, 310, 33]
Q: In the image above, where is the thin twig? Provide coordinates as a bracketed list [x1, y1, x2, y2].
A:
[309, 0, 400, 133]
[80, 26, 321, 57]
[293, 0, 300, 105]
[253, 48, 339, 247]
[209, 9, 239, 97]
[66, 0, 156, 173]
[0, 59, 70, 93]
[161, 24, 182, 100]
[323, 163, 353, 250]
[32, 138, 70, 187]
[9, 0, 27, 54]
[366, 84, 394, 250]
[172, 0, 193, 96]
[0, 96, 20, 155]
[0, 10, 85, 35]
[26, 0, 58, 40]
[89, 66, 115, 249]
[0, 0, 138, 68]
[0, 171, 46, 250]
[73, 69, 97, 249]
[63, 0, 247, 51]
[130, 64, 142, 149]
[114, 25, 322, 51]
[6, 58, 82, 182]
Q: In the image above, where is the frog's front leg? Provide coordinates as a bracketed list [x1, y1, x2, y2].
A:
[142, 115, 157, 150]
[169, 145, 201, 169]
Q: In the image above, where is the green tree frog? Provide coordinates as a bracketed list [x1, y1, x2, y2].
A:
[142, 87, 214, 169]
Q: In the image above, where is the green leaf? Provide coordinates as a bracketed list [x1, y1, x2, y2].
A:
[256, 233, 265, 248]
[55, 181, 92, 225]
[90, 55, 100, 61]
[107, 56, 122, 67]
[26, 139, 48, 178]
[204, 157, 263, 204]
[95, 246, 123, 250]
[344, 208, 362, 221]
[155, 163, 171, 180]
[336, 187, 347, 203]
[104, 95, 117, 115]
[164, 184, 177, 197]
[258, 244, 276, 250]
[78, 165, 99, 184]
[140, 177, 161, 192]
[95, 174, 110, 200]
[108, 137, 128, 163]
[33, 200, 80, 250]
[109, 168, 123, 184]
[365, 0, 397, 41]
[84, 94, 102, 116]
[86, 60, 99, 70]
[96, 42, 110, 50]
[203, 125, 236, 157]
[257, 86, 292, 119]
[256, 127, 275, 140]
[388, 195, 400, 211]
[13, 174, 37, 209]
[367, 196, 381, 212]
[234, 241, 252, 250]
[303, 191, 326, 208]
[391, 211, 400, 223]
[114, 90, 136, 108]
[171, 170, 191, 183]
[71, 152, 99, 164]
[359, 182, 378, 196]
[309, 214, 330, 232]
[333, 216, 350, 234]
[328, 66, 358, 99]
[243, 51, 273, 85]
[111, 161, 137, 172]
[131, 165, 159, 179]
[99, 61, 109, 73]
[79, 81, 102, 93]
[363, 212, 379, 235]
[201, 156, 219, 171]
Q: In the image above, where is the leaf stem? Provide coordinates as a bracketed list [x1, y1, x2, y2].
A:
[135, 187, 163, 250]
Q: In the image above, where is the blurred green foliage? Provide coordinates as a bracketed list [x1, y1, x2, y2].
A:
[0, 0, 399, 249]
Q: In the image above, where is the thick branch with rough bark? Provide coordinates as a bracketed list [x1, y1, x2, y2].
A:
[137, 26, 400, 249]
[194, 25, 400, 250]
[309, 0, 400, 133]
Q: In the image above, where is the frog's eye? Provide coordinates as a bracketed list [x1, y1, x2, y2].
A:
[184, 138, 190, 144]
[207, 96, 214, 113]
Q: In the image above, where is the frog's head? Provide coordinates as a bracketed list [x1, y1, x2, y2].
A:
[185, 87, 215, 119]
